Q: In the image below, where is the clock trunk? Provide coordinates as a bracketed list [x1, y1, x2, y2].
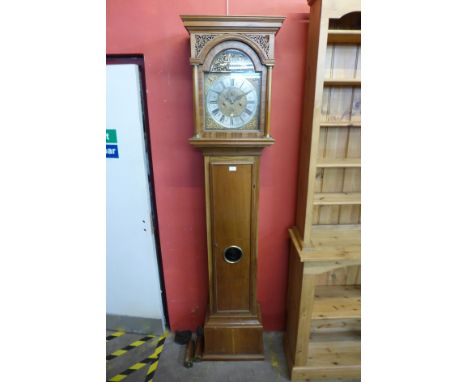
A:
[203, 155, 263, 359]
[210, 159, 253, 312]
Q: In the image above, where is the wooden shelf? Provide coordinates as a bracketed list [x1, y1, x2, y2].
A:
[293, 287, 361, 380]
[320, 121, 361, 128]
[310, 224, 360, 243]
[308, 331, 360, 366]
[290, 225, 360, 264]
[293, 332, 360, 381]
[317, 158, 360, 168]
[324, 78, 361, 87]
[313, 192, 361, 205]
[308, 330, 361, 350]
[308, 224, 360, 260]
[312, 285, 361, 320]
[311, 317, 361, 334]
[328, 29, 361, 44]
[306, 345, 360, 379]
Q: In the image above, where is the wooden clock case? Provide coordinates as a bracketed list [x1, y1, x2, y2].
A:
[181, 15, 284, 360]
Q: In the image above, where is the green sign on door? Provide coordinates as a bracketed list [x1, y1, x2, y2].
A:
[106, 129, 117, 143]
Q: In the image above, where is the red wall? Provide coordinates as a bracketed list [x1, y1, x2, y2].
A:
[107, 0, 309, 331]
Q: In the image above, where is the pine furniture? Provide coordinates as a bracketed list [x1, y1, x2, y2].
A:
[284, 0, 361, 380]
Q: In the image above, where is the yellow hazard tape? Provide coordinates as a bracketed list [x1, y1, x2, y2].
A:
[145, 333, 167, 382]
[107, 332, 167, 382]
[106, 331, 125, 341]
[106, 335, 155, 361]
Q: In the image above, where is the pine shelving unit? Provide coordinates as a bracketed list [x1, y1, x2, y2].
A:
[284, 0, 361, 380]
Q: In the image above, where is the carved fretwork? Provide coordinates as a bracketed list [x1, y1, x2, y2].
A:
[194, 33, 271, 60]
[195, 34, 217, 57]
[245, 34, 270, 58]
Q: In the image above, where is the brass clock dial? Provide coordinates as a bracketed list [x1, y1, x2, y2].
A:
[206, 75, 259, 129]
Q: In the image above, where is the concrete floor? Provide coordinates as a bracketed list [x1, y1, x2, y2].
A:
[106, 330, 358, 382]
[157, 332, 290, 382]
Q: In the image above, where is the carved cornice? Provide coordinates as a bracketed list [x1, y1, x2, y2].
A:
[181, 15, 285, 31]
[182, 15, 284, 63]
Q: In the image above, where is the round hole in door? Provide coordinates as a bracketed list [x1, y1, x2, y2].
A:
[223, 246, 243, 264]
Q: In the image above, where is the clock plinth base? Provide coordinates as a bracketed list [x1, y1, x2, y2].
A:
[203, 313, 264, 360]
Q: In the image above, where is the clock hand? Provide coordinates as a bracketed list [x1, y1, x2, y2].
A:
[233, 90, 253, 102]
[227, 90, 238, 104]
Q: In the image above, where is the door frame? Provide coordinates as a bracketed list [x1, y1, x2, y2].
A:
[107, 54, 169, 329]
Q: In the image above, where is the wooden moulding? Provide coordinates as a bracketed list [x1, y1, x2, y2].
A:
[265, 66, 273, 137]
[189, 137, 274, 149]
[192, 65, 202, 138]
[180, 15, 285, 32]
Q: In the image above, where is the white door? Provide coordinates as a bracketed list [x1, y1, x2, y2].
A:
[106, 64, 165, 330]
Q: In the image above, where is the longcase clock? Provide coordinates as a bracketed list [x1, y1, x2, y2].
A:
[181, 15, 284, 360]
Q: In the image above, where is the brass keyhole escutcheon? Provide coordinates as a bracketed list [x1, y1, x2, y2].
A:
[223, 246, 243, 264]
